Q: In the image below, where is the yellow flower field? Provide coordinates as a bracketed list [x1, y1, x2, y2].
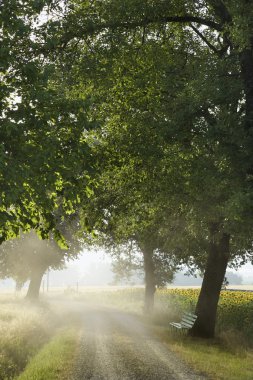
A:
[156, 288, 253, 339]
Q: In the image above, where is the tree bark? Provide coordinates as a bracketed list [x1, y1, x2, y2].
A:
[190, 227, 230, 338]
[142, 244, 156, 314]
[25, 268, 45, 300]
[240, 48, 253, 132]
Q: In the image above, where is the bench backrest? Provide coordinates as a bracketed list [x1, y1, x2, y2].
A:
[181, 312, 197, 326]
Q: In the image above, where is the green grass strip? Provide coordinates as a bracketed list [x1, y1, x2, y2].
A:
[17, 328, 79, 380]
[154, 326, 253, 380]
[171, 339, 253, 380]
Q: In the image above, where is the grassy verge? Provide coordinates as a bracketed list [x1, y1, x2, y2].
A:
[17, 328, 80, 380]
[154, 326, 253, 380]
[170, 338, 253, 380]
[0, 295, 82, 379]
[0, 300, 53, 379]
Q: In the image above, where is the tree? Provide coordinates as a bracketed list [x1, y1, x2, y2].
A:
[106, 234, 176, 313]
[0, 223, 83, 300]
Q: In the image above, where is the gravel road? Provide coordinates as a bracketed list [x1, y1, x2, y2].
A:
[69, 307, 206, 380]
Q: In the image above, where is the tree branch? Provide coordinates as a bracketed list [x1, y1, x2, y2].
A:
[40, 11, 223, 56]
[141, 15, 222, 31]
[59, 14, 222, 47]
[190, 24, 220, 54]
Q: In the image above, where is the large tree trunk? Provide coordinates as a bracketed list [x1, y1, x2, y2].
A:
[142, 244, 156, 314]
[190, 226, 230, 338]
[25, 268, 45, 300]
[240, 48, 253, 133]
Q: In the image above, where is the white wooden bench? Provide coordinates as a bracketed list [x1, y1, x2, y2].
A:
[170, 312, 197, 332]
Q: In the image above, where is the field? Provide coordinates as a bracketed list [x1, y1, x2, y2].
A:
[156, 288, 253, 339]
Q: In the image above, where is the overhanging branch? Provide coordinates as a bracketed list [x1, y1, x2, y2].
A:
[60, 14, 222, 46]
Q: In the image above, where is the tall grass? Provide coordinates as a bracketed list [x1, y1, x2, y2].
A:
[0, 299, 54, 379]
[0, 293, 84, 380]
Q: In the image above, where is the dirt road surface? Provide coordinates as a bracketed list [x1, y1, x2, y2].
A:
[69, 307, 206, 380]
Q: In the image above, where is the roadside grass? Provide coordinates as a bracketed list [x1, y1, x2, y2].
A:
[154, 327, 253, 380]
[17, 328, 80, 380]
[0, 294, 81, 379]
[0, 298, 53, 379]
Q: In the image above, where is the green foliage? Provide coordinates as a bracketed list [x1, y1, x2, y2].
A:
[0, 0, 94, 242]
[57, 0, 253, 273]
[167, 335, 253, 380]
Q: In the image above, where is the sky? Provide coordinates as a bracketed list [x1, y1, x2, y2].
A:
[58, 248, 252, 286]
[0, 247, 251, 289]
